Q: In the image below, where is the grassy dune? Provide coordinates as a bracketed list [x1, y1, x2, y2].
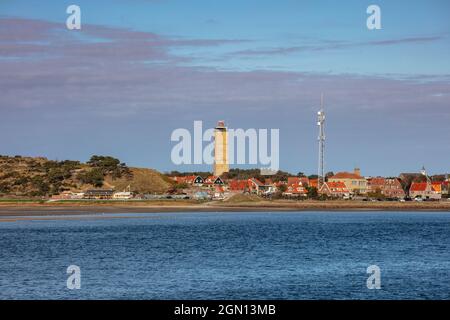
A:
[104, 167, 172, 194]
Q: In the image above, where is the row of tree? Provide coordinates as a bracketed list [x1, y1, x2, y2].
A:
[77, 155, 132, 188]
[166, 168, 335, 183]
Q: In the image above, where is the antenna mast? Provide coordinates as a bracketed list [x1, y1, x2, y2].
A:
[317, 93, 325, 190]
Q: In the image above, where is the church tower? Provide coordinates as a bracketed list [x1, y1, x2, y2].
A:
[214, 121, 229, 176]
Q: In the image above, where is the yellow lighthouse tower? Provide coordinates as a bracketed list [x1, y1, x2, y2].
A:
[214, 120, 229, 176]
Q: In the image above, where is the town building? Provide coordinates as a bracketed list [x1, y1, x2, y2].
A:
[172, 175, 204, 186]
[248, 178, 264, 195]
[228, 179, 250, 193]
[193, 191, 211, 200]
[113, 191, 133, 200]
[409, 182, 442, 200]
[213, 185, 225, 200]
[328, 168, 368, 194]
[83, 189, 114, 200]
[283, 181, 308, 197]
[367, 177, 405, 199]
[287, 177, 310, 186]
[309, 178, 318, 189]
[204, 176, 225, 189]
[247, 178, 276, 195]
[319, 181, 350, 198]
[50, 191, 84, 200]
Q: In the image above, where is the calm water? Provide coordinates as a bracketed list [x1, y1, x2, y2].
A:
[0, 212, 449, 300]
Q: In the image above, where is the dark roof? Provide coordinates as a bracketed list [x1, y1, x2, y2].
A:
[85, 189, 114, 195]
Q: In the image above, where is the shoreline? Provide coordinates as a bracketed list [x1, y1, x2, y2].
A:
[0, 200, 449, 219]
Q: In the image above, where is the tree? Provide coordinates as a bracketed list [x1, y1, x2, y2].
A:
[325, 171, 334, 178]
[297, 172, 306, 177]
[87, 155, 131, 179]
[368, 187, 384, 199]
[223, 168, 262, 180]
[270, 170, 292, 182]
[88, 155, 120, 173]
[173, 182, 188, 191]
[77, 168, 104, 187]
[306, 186, 318, 199]
[399, 174, 425, 195]
[168, 171, 212, 177]
[30, 176, 50, 196]
[0, 182, 10, 194]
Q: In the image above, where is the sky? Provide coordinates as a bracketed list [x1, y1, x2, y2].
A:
[0, 0, 449, 176]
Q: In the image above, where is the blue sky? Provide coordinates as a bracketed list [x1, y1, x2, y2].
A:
[0, 0, 449, 176]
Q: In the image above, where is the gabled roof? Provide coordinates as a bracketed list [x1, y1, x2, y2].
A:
[432, 182, 442, 193]
[400, 173, 422, 177]
[205, 175, 221, 183]
[285, 184, 307, 194]
[228, 179, 249, 190]
[309, 179, 318, 188]
[184, 175, 197, 183]
[327, 181, 348, 189]
[249, 178, 264, 187]
[331, 172, 364, 179]
[172, 175, 203, 184]
[411, 182, 441, 193]
[287, 177, 309, 186]
[320, 182, 349, 193]
[85, 189, 114, 195]
[368, 177, 385, 186]
[410, 182, 428, 192]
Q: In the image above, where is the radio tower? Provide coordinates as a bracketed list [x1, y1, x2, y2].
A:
[317, 94, 325, 190]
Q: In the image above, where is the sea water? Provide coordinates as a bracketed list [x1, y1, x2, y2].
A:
[0, 212, 449, 299]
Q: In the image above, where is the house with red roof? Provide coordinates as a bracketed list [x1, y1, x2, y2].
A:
[283, 183, 308, 197]
[287, 177, 310, 186]
[309, 178, 318, 189]
[409, 181, 441, 200]
[282, 178, 308, 197]
[186, 175, 204, 186]
[228, 179, 250, 192]
[384, 178, 406, 198]
[171, 175, 204, 186]
[328, 168, 368, 194]
[171, 176, 187, 184]
[248, 178, 264, 194]
[319, 181, 350, 198]
[213, 185, 225, 200]
[368, 177, 405, 199]
[227, 178, 276, 195]
[203, 176, 224, 188]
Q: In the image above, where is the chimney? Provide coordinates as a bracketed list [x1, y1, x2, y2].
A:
[354, 168, 361, 177]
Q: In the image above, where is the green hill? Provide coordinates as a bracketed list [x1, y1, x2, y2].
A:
[0, 155, 172, 197]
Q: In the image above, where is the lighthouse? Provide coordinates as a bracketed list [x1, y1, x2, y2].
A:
[214, 120, 229, 176]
